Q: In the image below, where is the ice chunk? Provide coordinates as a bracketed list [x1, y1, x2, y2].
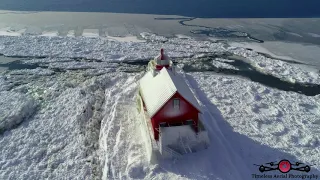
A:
[67, 30, 75, 37]
[0, 27, 25, 37]
[0, 91, 37, 133]
[40, 31, 59, 37]
[82, 29, 99, 38]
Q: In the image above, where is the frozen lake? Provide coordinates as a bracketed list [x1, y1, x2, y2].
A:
[0, 3, 320, 180]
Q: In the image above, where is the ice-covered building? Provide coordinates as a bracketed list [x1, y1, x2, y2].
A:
[137, 49, 209, 160]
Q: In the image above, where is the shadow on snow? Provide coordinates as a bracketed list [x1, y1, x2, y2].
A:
[154, 74, 320, 180]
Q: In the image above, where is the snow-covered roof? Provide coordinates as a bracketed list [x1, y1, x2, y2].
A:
[139, 68, 201, 118]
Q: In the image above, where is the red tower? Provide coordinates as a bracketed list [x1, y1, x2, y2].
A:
[156, 48, 170, 70]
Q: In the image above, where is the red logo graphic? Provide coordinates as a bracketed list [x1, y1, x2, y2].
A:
[278, 160, 291, 173]
[254, 159, 315, 173]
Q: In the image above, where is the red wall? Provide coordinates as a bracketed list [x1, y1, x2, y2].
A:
[151, 92, 199, 140]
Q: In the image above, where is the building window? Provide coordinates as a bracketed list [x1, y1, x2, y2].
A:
[173, 98, 180, 110]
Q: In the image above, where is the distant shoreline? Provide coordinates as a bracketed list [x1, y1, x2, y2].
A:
[0, 11, 319, 44]
[0, 0, 319, 18]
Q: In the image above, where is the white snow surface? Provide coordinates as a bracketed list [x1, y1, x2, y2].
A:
[0, 71, 112, 179]
[187, 72, 320, 177]
[0, 87, 91, 179]
[99, 69, 320, 180]
[1, 68, 319, 179]
[0, 33, 320, 180]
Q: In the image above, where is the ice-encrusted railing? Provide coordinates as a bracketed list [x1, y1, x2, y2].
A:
[137, 90, 158, 150]
[158, 118, 210, 159]
[159, 128, 183, 159]
[162, 145, 183, 158]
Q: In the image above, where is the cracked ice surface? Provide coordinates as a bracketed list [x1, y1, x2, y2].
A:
[0, 33, 319, 84]
[0, 34, 226, 61]
[0, 33, 319, 180]
[227, 46, 320, 84]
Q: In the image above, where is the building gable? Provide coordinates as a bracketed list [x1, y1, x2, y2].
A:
[154, 92, 200, 119]
[139, 68, 201, 118]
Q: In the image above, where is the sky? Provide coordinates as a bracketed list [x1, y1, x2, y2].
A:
[0, 0, 319, 18]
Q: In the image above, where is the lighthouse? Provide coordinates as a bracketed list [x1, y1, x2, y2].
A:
[155, 48, 170, 70]
[146, 48, 174, 76]
[137, 48, 210, 160]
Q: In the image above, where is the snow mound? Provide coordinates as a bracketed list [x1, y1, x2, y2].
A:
[99, 73, 150, 180]
[0, 85, 98, 179]
[0, 70, 116, 179]
[0, 91, 37, 133]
